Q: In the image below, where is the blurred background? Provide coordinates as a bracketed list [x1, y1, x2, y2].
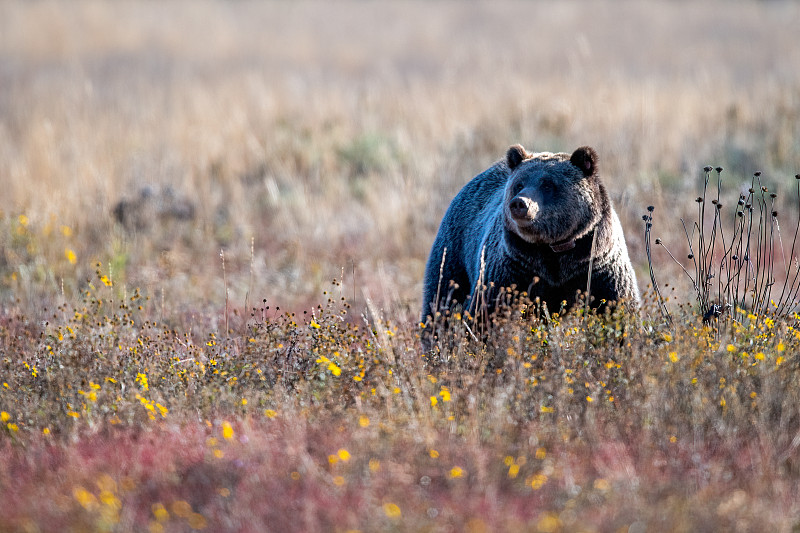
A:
[2, 0, 800, 325]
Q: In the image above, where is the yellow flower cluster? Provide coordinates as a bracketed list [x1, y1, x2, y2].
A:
[316, 354, 342, 376]
[135, 394, 168, 420]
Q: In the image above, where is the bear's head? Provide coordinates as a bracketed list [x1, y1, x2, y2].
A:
[503, 144, 607, 249]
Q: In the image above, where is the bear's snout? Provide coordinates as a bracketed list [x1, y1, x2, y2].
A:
[509, 196, 537, 221]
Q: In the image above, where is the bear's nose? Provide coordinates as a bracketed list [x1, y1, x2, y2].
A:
[509, 197, 529, 219]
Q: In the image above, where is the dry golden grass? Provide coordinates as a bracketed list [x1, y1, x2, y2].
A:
[3, 0, 800, 316]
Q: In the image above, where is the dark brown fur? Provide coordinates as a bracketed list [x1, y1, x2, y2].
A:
[422, 144, 639, 323]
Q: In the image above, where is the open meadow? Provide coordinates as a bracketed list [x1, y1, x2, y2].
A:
[3, 1, 800, 531]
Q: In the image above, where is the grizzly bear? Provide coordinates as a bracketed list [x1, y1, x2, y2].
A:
[421, 144, 639, 324]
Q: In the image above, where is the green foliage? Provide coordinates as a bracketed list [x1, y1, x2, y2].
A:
[338, 133, 396, 177]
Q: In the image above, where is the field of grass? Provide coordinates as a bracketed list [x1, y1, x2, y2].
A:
[3, 1, 800, 531]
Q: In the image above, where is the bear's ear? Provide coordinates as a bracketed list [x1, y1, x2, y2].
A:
[570, 146, 598, 177]
[506, 144, 529, 170]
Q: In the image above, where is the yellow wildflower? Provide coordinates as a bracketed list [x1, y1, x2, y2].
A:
[328, 362, 341, 376]
[448, 466, 465, 478]
[593, 478, 610, 491]
[73, 486, 97, 510]
[171, 501, 192, 518]
[152, 503, 169, 522]
[530, 473, 548, 490]
[383, 502, 401, 519]
[537, 513, 560, 532]
[99, 490, 120, 509]
[188, 513, 207, 530]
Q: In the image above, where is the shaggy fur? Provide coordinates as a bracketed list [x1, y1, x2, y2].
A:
[422, 144, 639, 322]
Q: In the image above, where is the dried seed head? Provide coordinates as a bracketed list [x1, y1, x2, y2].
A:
[737, 211, 744, 217]
[772, 210, 778, 217]
[715, 167, 723, 173]
[647, 205, 655, 212]
[716, 203, 723, 209]
[688, 254, 694, 259]
[704, 166, 713, 172]
[770, 192, 777, 198]
[738, 198, 745, 205]
[711, 199, 718, 205]
[696, 197, 703, 203]
[743, 254, 749, 261]
[795, 174, 800, 180]
[754, 171, 762, 177]
[761, 186, 768, 192]
[655, 238, 662, 245]
[732, 255, 738, 261]
[642, 215, 649, 221]
[749, 188, 755, 193]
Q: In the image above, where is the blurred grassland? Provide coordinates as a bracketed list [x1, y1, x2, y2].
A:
[2, 1, 800, 318]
